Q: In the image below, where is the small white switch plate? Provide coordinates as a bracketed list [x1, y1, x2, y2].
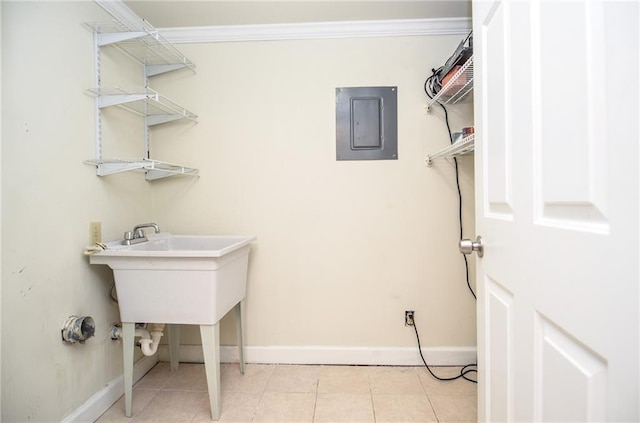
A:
[89, 221, 102, 245]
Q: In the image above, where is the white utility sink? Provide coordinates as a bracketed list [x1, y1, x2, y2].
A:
[98, 233, 254, 256]
[90, 233, 255, 324]
[90, 232, 255, 421]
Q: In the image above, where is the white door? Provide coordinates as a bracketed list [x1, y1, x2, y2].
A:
[473, 0, 639, 421]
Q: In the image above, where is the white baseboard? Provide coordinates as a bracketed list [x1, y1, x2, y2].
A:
[60, 355, 158, 423]
[157, 344, 477, 367]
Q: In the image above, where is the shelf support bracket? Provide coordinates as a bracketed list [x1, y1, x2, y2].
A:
[427, 135, 475, 166]
[98, 94, 149, 108]
[98, 31, 147, 46]
[147, 64, 191, 77]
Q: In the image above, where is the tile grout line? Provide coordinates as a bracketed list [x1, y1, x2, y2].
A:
[415, 365, 441, 423]
[311, 367, 320, 423]
[368, 365, 377, 423]
[250, 363, 269, 423]
[130, 362, 173, 421]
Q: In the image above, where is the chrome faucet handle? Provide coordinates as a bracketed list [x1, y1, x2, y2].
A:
[124, 231, 134, 240]
[134, 228, 146, 239]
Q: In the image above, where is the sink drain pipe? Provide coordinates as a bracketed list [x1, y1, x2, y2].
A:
[61, 315, 96, 344]
[112, 323, 165, 356]
[139, 323, 165, 356]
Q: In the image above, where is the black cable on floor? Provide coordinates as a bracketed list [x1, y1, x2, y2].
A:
[413, 321, 477, 383]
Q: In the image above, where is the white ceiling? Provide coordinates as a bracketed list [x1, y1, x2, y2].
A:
[124, 1, 472, 28]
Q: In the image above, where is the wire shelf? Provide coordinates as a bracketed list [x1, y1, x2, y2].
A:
[427, 55, 474, 110]
[85, 158, 200, 181]
[87, 87, 198, 125]
[85, 20, 196, 76]
[427, 134, 475, 165]
[86, 17, 199, 181]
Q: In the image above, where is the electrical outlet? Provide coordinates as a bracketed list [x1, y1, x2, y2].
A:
[89, 221, 102, 245]
[405, 310, 415, 326]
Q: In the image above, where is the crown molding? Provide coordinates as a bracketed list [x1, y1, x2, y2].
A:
[159, 18, 472, 44]
[93, 0, 470, 43]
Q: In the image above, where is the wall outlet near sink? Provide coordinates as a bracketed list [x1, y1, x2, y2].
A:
[89, 221, 102, 245]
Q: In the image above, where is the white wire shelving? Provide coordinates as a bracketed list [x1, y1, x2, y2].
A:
[426, 54, 475, 164]
[85, 20, 195, 76]
[427, 134, 474, 166]
[426, 55, 474, 110]
[84, 158, 199, 181]
[85, 18, 199, 181]
[87, 87, 197, 125]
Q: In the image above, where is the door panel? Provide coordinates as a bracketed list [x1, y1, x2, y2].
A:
[535, 313, 607, 422]
[474, 0, 639, 421]
[535, 0, 609, 232]
[483, 1, 514, 218]
[487, 277, 513, 422]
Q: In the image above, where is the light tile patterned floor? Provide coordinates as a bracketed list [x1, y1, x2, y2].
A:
[96, 363, 477, 422]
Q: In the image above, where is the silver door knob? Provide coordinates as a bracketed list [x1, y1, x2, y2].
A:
[459, 236, 484, 257]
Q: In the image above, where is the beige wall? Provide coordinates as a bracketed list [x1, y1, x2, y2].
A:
[1, 2, 151, 421]
[149, 35, 476, 350]
[1, 2, 475, 420]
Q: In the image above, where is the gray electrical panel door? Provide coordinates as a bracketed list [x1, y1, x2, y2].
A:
[336, 86, 397, 160]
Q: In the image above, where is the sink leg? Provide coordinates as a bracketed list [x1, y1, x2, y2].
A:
[200, 323, 221, 421]
[122, 322, 135, 418]
[168, 324, 181, 371]
[235, 301, 245, 374]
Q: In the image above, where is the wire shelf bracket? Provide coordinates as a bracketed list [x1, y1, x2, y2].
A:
[427, 134, 475, 166]
[85, 159, 200, 180]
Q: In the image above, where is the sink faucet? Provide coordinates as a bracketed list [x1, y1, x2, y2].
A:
[123, 223, 160, 245]
[133, 223, 160, 235]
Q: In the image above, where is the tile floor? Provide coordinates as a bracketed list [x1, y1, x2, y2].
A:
[96, 362, 477, 422]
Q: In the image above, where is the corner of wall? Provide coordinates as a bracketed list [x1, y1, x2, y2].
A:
[0, 0, 4, 417]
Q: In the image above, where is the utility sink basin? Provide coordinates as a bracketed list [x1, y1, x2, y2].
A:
[90, 232, 255, 420]
[90, 233, 256, 324]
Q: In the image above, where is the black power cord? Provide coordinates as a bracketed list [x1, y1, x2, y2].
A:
[413, 321, 478, 383]
[424, 70, 476, 300]
[413, 320, 477, 383]
[416, 42, 479, 383]
[416, 98, 478, 381]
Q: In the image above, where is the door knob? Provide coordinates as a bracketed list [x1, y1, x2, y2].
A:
[459, 236, 484, 257]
